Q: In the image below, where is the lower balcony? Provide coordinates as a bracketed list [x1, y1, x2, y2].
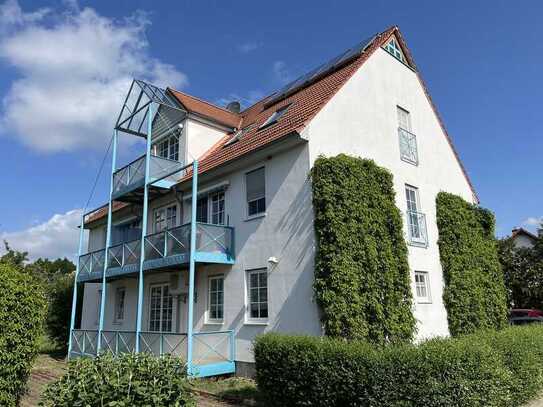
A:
[77, 223, 234, 282]
[69, 329, 235, 377]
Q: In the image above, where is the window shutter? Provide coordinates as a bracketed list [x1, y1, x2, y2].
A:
[246, 167, 265, 201]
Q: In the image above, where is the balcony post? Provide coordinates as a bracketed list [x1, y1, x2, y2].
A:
[67, 213, 86, 359]
[136, 103, 154, 352]
[97, 129, 118, 351]
[187, 159, 198, 375]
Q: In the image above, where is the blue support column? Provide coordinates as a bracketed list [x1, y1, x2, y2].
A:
[97, 130, 118, 351]
[187, 159, 198, 375]
[135, 103, 154, 352]
[67, 213, 86, 358]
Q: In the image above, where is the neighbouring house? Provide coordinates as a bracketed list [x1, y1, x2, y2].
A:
[69, 26, 477, 377]
[511, 227, 539, 249]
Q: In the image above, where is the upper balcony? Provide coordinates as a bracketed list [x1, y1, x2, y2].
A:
[111, 154, 185, 201]
[77, 223, 234, 282]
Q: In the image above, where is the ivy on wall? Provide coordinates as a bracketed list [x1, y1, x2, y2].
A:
[311, 154, 415, 344]
[436, 192, 508, 336]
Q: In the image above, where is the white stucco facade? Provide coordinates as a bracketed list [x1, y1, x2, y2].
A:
[80, 38, 477, 365]
[303, 47, 476, 339]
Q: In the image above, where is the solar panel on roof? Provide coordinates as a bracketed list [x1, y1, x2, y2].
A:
[264, 35, 376, 108]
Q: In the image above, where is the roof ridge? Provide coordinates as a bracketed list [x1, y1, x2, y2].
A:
[167, 88, 241, 117]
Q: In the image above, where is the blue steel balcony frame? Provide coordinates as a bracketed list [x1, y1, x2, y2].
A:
[69, 79, 235, 378]
[69, 329, 236, 378]
[76, 222, 235, 282]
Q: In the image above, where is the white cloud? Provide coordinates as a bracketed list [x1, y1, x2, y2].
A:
[0, 1, 187, 153]
[273, 60, 293, 84]
[523, 216, 542, 227]
[237, 41, 261, 54]
[0, 209, 85, 261]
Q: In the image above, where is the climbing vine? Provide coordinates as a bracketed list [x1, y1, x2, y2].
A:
[436, 192, 508, 336]
[311, 154, 415, 344]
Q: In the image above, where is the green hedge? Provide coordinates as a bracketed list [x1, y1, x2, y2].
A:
[311, 155, 415, 343]
[435, 192, 508, 336]
[40, 352, 196, 406]
[0, 262, 47, 407]
[255, 325, 543, 407]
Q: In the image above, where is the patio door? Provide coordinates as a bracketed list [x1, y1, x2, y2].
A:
[149, 284, 173, 332]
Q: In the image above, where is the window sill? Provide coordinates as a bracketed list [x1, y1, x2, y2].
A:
[204, 321, 224, 326]
[244, 213, 266, 222]
[408, 241, 428, 249]
[400, 156, 419, 166]
[244, 321, 269, 326]
[416, 301, 432, 305]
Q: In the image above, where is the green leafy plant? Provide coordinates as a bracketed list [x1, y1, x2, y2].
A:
[255, 325, 543, 407]
[435, 192, 508, 336]
[498, 234, 543, 309]
[46, 273, 78, 351]
[311, 154, 415, 343]
[40, 352, 196, 406]
[0, 261, 48, 407]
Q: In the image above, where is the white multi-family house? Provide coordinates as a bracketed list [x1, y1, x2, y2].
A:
[69, 26, 477, 377]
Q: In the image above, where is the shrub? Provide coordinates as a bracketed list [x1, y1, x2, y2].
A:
[41, 352, 196, 406]
[46, 273, 76, 350]
[435, 192, 508, 336]
[311, 155, 415, 343]
[0, 262, 48, 407]
[254, 325, 543, 407]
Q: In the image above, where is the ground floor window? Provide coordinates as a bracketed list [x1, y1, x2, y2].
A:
[114, 287, 126, 323]
[207, 276, 224, 323]
[414, 271, 431, 303]
[246, 269, 268, 321]
[149, 284, 173, 332]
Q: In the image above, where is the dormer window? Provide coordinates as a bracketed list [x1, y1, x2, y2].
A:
[259, 104, 291, 130]
[385, 38, 405, 63]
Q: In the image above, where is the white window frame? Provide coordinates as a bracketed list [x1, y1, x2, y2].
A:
[153, 203, 178, 233]
[245, 268, 269, 324]
[148, 283, 173, 332]
[397, 106, 418, 165]
[414, 271, 431, 303]
[245, 166, 266, 219]
[206, 275, 224, 324]
[405, 185, 427, 246]
[114, 287, 126, 324]
[153, 132, 180, 161]
[210, 191, 226, 226]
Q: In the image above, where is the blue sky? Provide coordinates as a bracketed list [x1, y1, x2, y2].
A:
[0, 0, 541, 259]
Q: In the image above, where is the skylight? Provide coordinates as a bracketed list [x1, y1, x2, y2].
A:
[259, 104, 291, 129]
[384, 38, 405, 63]
[224, 125, 254, 146]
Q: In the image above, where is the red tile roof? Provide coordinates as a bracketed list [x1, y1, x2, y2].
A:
[86, 26, 478, 224]
[181, 26, 398, 180]
[85, 201, 128, 225]
[168, 89, 241, 128]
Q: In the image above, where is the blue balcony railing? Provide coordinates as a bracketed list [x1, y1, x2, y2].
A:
[77, 223, 234, 281]
[69, 329, 235, 377]
[112, 154, 185, 198]
[78, 249, 105, 281]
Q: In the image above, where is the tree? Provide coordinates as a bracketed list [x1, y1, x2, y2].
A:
[0, 241, 28, 268]
[499, 227, 543, 310]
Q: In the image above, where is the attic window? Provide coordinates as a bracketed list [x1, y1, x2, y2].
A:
[385, 38, 405, 63]
[259, 104, 291, 130]
[224, 125, 254, 146]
